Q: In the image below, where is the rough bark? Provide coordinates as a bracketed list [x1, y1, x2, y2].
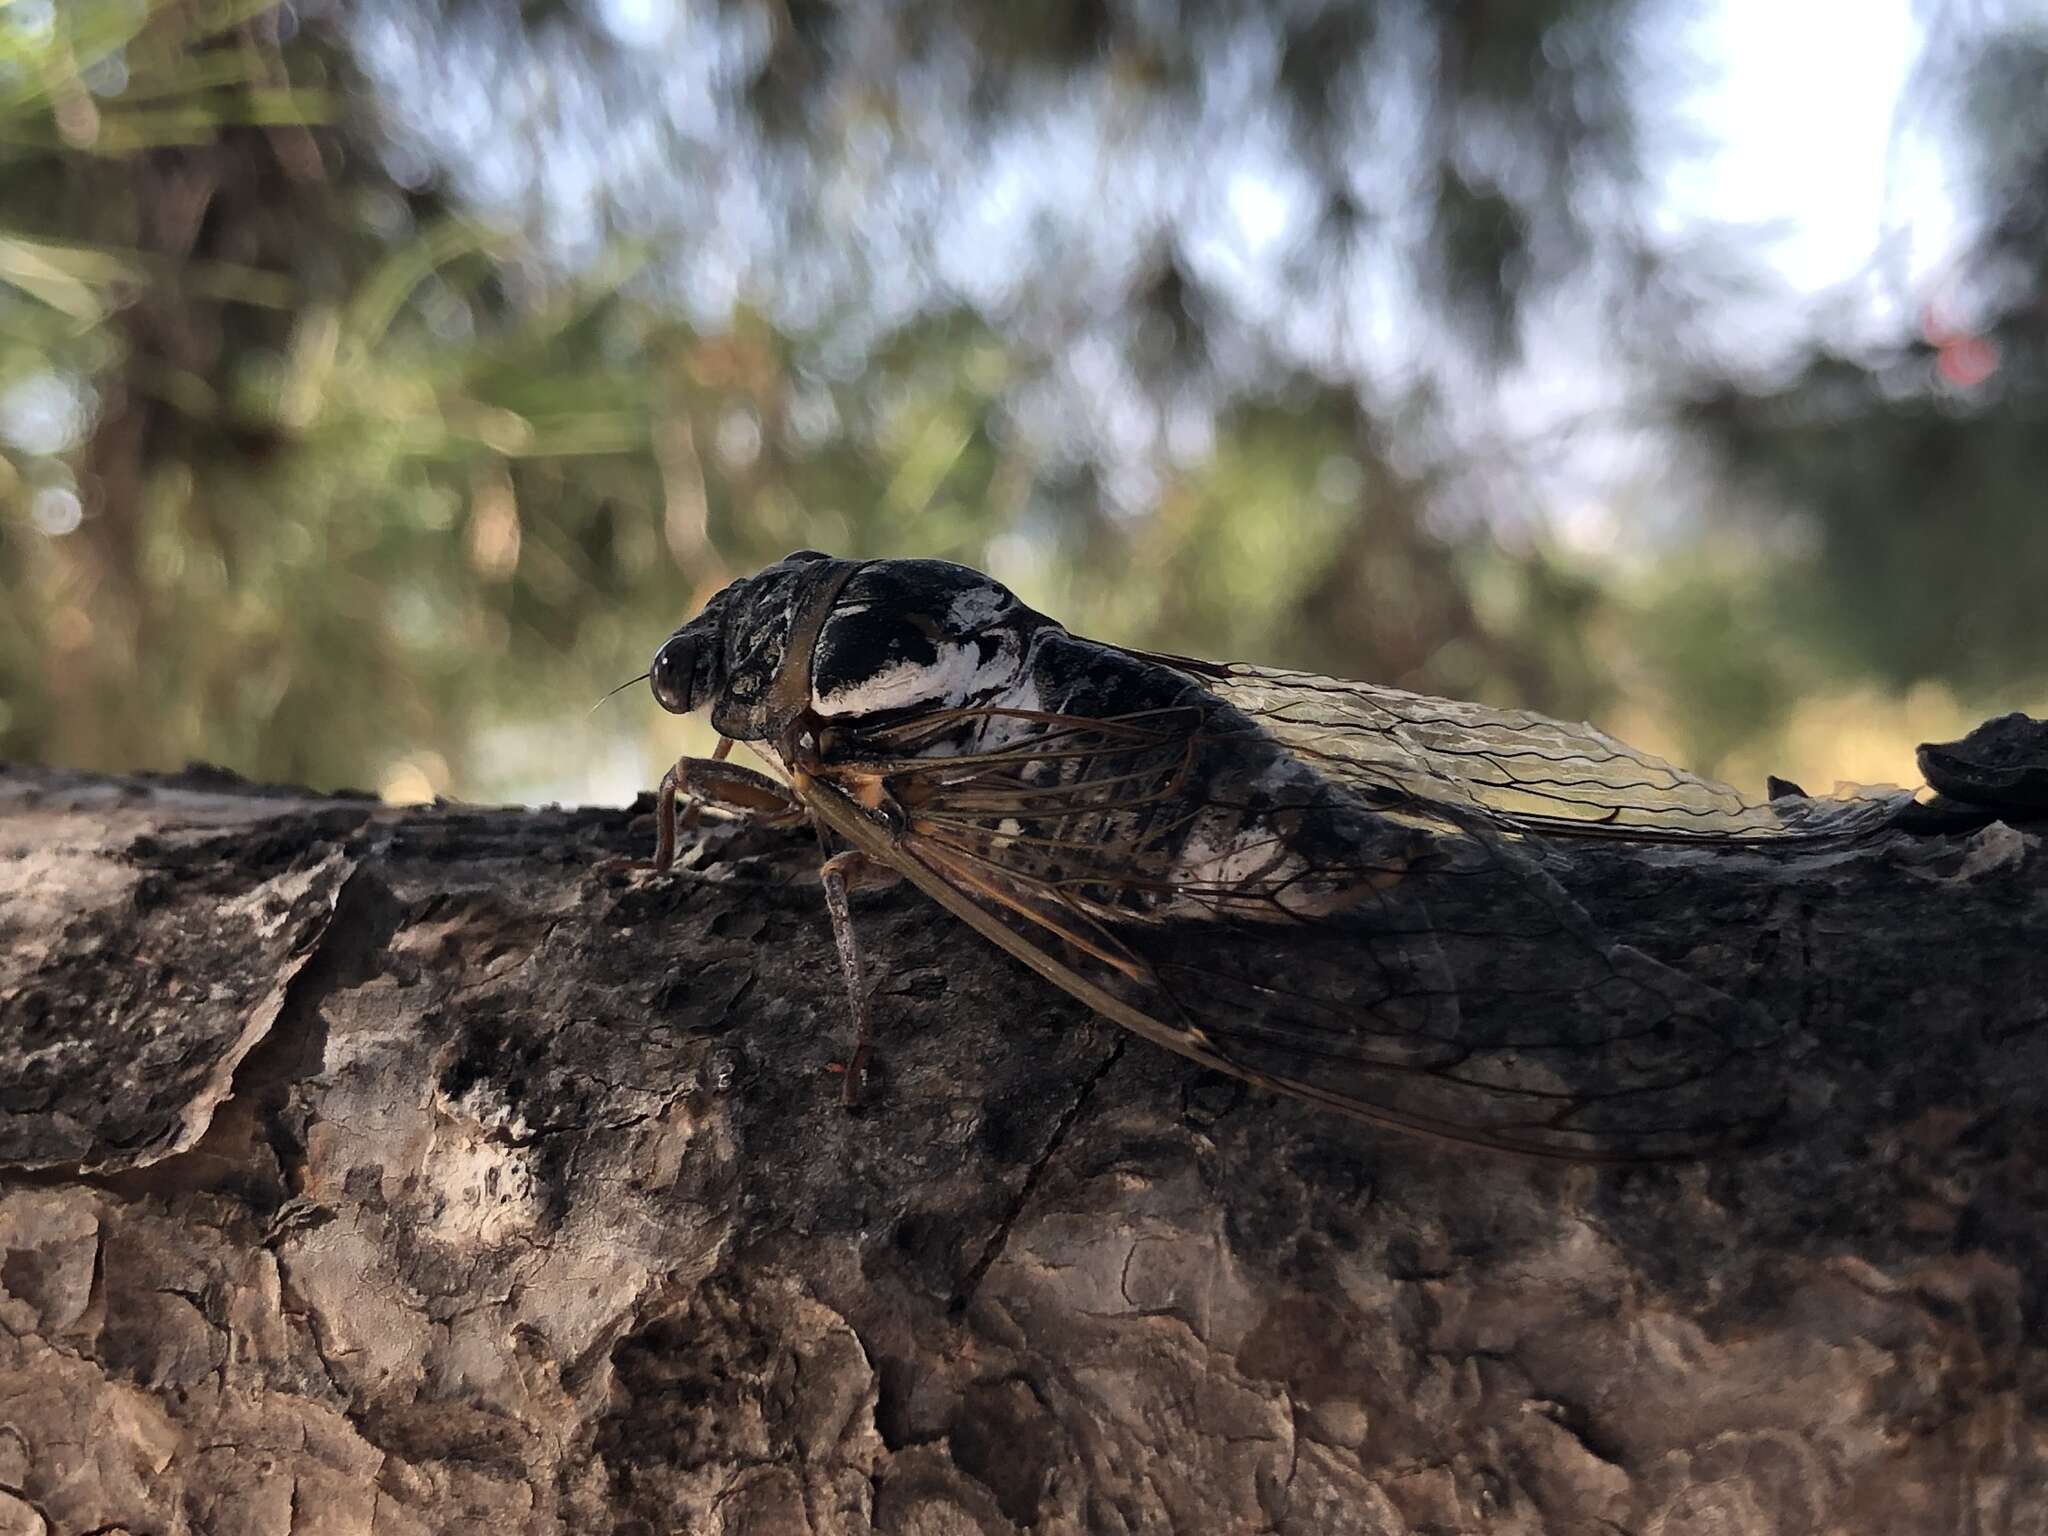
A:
[0, 753, 2043, 1536]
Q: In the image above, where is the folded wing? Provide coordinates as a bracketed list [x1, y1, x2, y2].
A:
[813, 668, 1865, 1159]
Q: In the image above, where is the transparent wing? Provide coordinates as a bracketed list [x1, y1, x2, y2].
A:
[811, 680, 1850, 1160]
[1201, 662, 1903, 841]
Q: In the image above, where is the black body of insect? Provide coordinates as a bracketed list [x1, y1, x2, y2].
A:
[613, 551, 1900, 1161]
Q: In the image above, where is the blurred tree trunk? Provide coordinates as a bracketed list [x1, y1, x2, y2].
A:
[27, 5, 396, 779]
[0, 759, 2044, 1535]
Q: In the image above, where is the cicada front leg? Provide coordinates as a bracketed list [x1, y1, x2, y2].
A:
[817, 847, 905, 1109]
[598, 737, 808, 874]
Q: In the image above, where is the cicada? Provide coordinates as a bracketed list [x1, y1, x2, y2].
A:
[612, 551, 1896, 1161]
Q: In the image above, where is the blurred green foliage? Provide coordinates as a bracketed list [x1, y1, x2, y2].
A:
[1, 0, 2043, 804]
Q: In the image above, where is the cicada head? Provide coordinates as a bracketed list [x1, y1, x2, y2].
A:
[655, 553, 1060, 745]
[649, 550, 853, 741]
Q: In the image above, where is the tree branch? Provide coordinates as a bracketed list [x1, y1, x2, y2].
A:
[1, 754, 2043, 1532]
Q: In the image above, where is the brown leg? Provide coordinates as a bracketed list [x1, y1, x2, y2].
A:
[818, 849, 901, 1108]
[597, 750, 805, 874]
[606, 751, 904, 1111]
[677, 734, 737, 835]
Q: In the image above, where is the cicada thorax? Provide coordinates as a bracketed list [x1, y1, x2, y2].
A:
[782, 563, 1426, 926]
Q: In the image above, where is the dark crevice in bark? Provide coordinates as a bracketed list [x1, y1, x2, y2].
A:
[954, 1034, 1128, 1312]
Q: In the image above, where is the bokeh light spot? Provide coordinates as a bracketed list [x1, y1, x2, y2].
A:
[30, 485, 82, 536]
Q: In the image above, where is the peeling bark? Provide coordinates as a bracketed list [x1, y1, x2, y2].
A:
[1, 758, 2044, 1535]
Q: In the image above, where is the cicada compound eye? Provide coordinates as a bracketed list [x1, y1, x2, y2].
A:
[648, 635, 697, 715]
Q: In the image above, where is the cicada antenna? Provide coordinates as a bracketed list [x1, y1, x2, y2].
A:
[588, 673, 651, 715]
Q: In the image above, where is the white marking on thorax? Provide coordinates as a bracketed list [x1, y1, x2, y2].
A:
[947, 586, 1012, 630]
[812, 638, 1020, 719]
